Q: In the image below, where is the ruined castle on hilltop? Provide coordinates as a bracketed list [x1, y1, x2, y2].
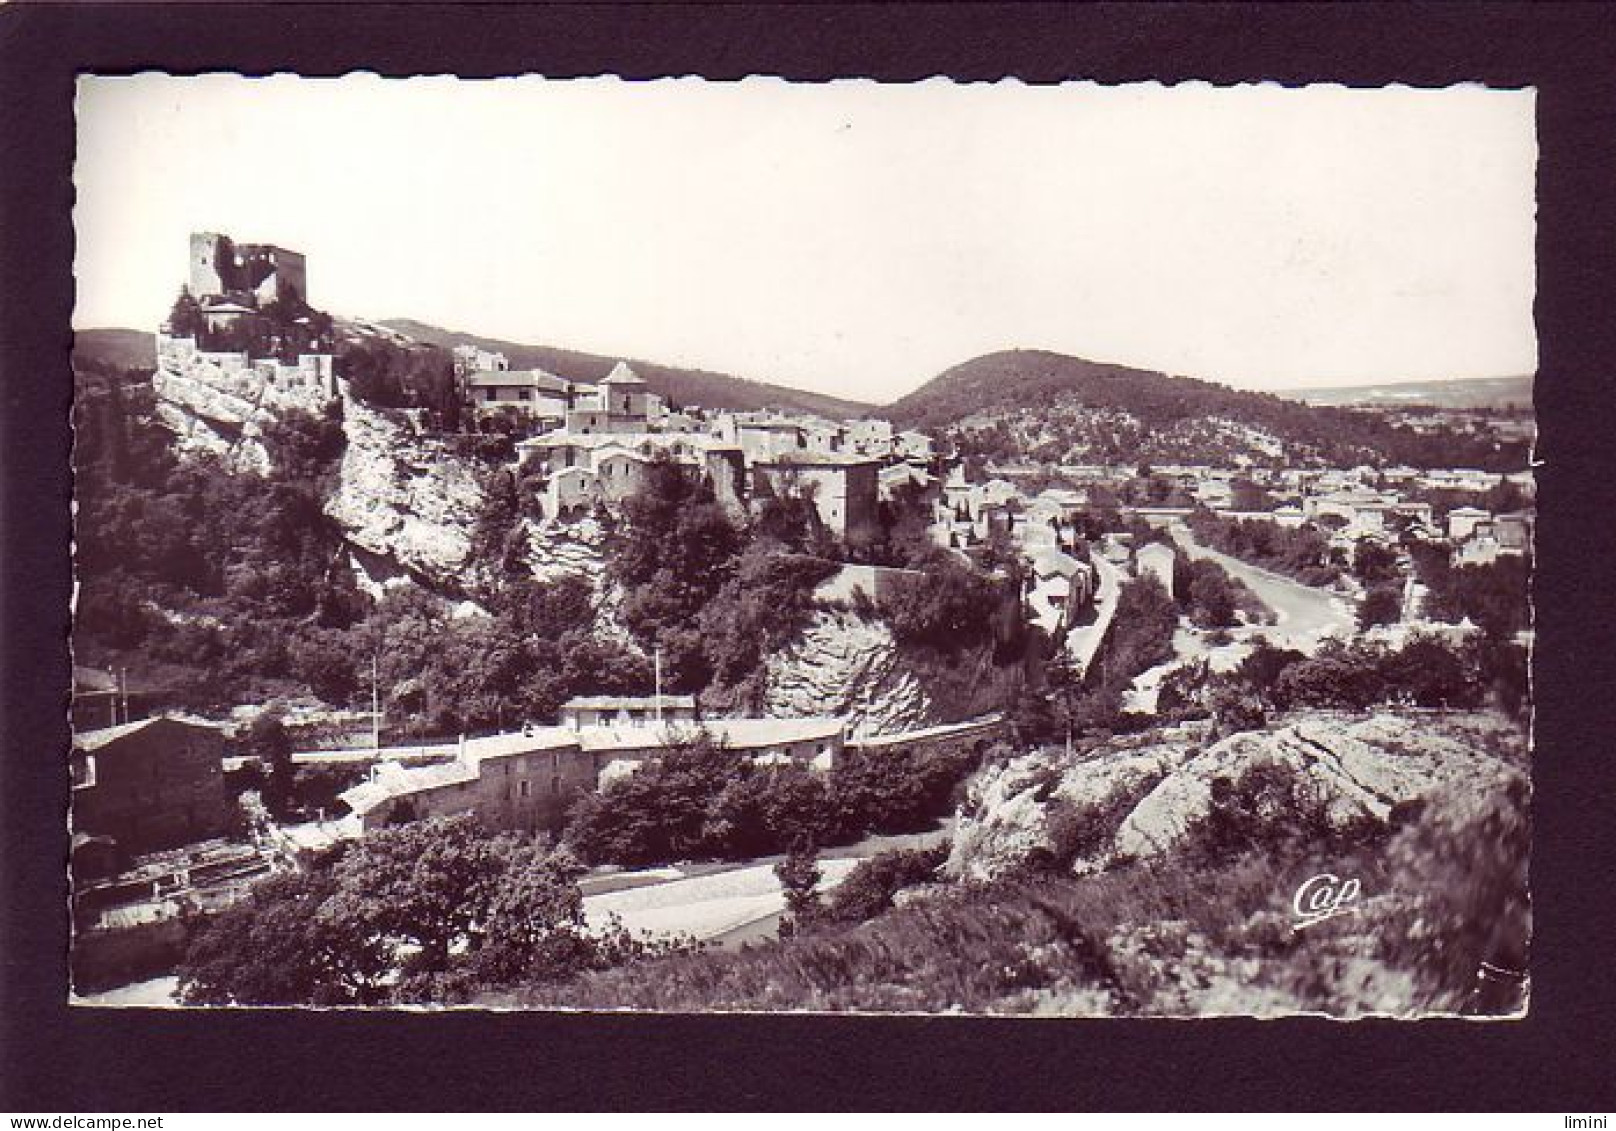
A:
[189, 231, 308, 310]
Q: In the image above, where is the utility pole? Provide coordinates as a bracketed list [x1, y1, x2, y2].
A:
[654, 644, 663, 727]
[371, 650, 381, 751]
[119, 667, 129, 725]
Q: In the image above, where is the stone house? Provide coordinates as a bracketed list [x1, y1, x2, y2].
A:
[338, 716, 848, 835]
[1447, 506, 1493, 543]
[752, 455, 881, 545]
[71, 717, 229, 863]
[466, 369, 571, 425]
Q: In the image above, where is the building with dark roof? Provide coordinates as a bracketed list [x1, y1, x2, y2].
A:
[71, 716, 229, 864]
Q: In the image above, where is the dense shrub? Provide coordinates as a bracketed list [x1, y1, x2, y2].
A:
[876, 549, 1005, 653]
[564, 732, 980, 869]
[178, 816, 625, 1005]
[822, 843, 949, 923]
[1358, 582, 1403, 629]
[1186, 509, 1342, 586]
[1174, 555, 1271, 629]
[336, 336, 460, 428]
[1414, 547, 1531, 639]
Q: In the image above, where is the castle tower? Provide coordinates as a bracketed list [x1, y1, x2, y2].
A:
[189, 232, 233, 299]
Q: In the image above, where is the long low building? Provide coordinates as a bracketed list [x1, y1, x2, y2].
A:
[337, 716, 847, 835]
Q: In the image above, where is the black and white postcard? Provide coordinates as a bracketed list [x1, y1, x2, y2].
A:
[67, 74, 1535, 1018]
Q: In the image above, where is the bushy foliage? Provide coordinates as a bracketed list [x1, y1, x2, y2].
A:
[1104, 576, 1179, 680]
[775, 844, 824, 938]
[336, 336, 460, 428]
[1174, 555, 1270, 629]
[1206, 633, 1522, 718]
[1358, 582, 1403, 629]
[1352, 539, 1401, 585]
[1186, 509, 1342, 586]
[605, 456, 743, 691]
[873, 549, 1005, 653]
[564, 731, 980, 869]
[696, 542, 839, 711]
[72, 370, 371, 710]
[821, 843, 948, 924]
[178, 816, 636, 1005]
[1412, 545, 1531, 639]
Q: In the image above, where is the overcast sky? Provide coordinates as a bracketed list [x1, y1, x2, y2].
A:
[74, 75, 1536, 403]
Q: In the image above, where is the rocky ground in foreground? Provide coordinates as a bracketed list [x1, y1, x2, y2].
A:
[514, 710, 1530, 1017]
[948, 709, 1526, 881]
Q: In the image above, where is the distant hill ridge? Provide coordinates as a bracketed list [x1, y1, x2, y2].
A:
[379, 318, 873, 420]
[72, 325, 1532, 466]
[72, 328, 157, 373]
[888, 348, 1329, 433]
[883, 348, 1530, 470]
[1279, 375, 1533, 410]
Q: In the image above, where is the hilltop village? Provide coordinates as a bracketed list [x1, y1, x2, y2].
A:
[69, 233, 1534, 1010]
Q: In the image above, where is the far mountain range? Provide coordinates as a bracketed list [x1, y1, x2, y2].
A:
[73, 321, 1533, 432]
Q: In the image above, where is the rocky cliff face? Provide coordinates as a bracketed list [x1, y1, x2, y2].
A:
[150, 344, 487, 589]
[947, 710, 1527, 882]
[323, 394, 484, 585]
[150, 347, 330, 475]
[763, 608, 934, 736]
[526, 516, 639, 647]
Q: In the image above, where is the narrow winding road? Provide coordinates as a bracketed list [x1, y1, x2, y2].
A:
[1170, 524, 1354, 653]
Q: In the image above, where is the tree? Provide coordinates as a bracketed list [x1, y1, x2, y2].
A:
[240, 706, 295, 818]
[822, 844, 947, 924]
[1271, 644, 1387, 711]
[775, 842, 823, 938]
[877, 550, 1001, 652]
[179, 817, 597, 1005]
[1236, 639, 1305, 695]
[166, 287, 205, 339]
[1379, 634, 1481, 709]
[1358, 583, 1403, 630]
[178, 865, 392, 1006]
[1353, 540, 1401, 585]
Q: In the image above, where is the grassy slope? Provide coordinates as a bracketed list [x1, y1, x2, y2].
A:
[380, 318, 875, 420]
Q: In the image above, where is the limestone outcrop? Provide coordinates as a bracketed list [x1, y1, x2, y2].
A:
[763, 608, 933, 737]
[150, 346, 331, 475]
[322, 395, 483, 585]
[947, 711, 1526, 882]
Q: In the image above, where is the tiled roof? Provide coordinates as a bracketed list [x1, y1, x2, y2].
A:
[563, 695, 698, 711]
[74, 715, 219, 752]
[600, 362, 647, 386]
[465, 369, 568, 391]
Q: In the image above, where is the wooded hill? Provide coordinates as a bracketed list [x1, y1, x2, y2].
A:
[887, 349, 1529, 470]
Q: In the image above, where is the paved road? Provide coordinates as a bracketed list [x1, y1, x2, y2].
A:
[581, 822, 954, 947]
[1065, 554, 1125, 675]
[1171, 525, 1354, 653]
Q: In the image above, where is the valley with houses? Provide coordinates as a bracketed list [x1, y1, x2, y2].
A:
[70, 233, 1533, 1015]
